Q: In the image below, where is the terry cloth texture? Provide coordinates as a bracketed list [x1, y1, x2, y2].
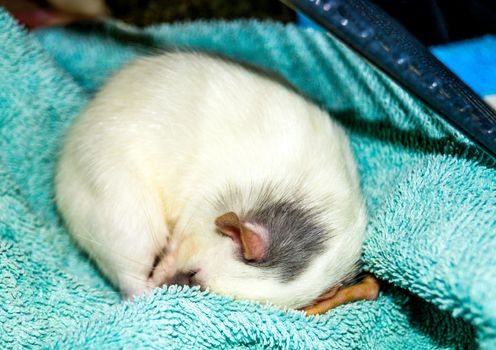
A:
[0, 9, 495, 349]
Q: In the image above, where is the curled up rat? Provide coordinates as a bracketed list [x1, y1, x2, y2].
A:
[55, 52, 379, 314]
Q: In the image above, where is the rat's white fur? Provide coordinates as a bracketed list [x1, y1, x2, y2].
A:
[55, 52, 367, 308]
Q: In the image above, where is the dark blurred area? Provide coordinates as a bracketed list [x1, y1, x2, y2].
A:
[371, 0, 496, 45]
[0, 0, 295, 28]
[106, 0, 295, 25]
[106, 0, 495, 46]
[1, 0, 495, 46]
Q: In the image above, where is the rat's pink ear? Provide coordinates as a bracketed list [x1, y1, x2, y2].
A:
[214, 212, 268, 262]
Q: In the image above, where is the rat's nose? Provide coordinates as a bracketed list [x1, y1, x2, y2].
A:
[169, 271, 198, 287]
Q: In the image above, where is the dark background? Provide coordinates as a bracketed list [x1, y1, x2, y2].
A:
[371, 0, 496, 45]
[2, 0, 496, 45]
[106, 0, 496, 45]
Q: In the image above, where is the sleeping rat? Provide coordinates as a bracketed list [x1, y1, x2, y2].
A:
[55, 52, 378, 311]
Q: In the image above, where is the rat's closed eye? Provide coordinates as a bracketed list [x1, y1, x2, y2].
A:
[147, 255, 162, 279]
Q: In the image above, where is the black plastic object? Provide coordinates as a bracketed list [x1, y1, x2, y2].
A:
[281, 0, 496, 159]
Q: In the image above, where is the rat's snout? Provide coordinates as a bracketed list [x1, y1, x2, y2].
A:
[168, 270, 199, 287]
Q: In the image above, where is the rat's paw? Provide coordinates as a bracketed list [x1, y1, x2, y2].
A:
[146, 252, 177, 289]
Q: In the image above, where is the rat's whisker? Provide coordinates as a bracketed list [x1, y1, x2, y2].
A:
[70, 231, 151, 269]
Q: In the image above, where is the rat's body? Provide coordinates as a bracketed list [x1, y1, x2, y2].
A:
[55, 52, 367, 309]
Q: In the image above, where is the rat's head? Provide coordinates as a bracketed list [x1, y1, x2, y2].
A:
[156, 184, 366, 309]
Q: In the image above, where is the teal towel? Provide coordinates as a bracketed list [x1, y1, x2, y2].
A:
[1, 9, 495, 349]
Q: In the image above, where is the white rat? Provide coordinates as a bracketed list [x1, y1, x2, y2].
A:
[55, 52, 374, 310]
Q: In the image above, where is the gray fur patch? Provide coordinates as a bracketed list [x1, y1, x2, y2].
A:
[213, 183, 331, 282]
